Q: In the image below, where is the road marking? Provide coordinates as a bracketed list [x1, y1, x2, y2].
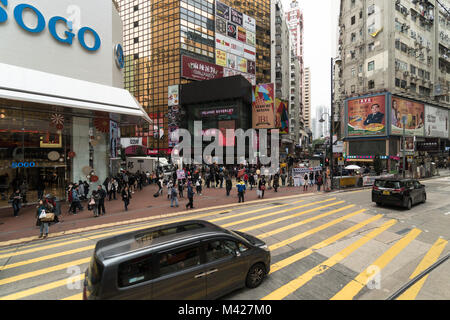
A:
[0, 274, 84, 300]
[220, 199, 337, 228]
[209, 199, 306, 222]
[249, 204, 355, 237]
[62, 293, 83, 300]
[396, 238, 448, 300]
[0, 258, 90, 286]
[330, 228, 422, 300]
[261, 219, 397, 300]
[444, 212, 450, 216]
[268, 214, 382, 274]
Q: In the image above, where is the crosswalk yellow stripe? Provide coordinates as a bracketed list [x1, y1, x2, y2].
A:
[209, 200, 306, 223]
[0, 206, 277, 259]
[220, 199, 337, 228]
[0, 246, 95, 271]
[331, 228, 422, 300]
[269, 214, 382, 274]
[247, 204, 354, 236]
[0, 258, 90, 286]
[62, 293, 83, 300]
[397, 238, 448, 300]
[262, 219, 397, 300]
[0, 274, 84, 300]
[221, 199, 338, 228]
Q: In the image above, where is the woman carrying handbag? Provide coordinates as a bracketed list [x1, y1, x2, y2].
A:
[36, 200, 54, 239]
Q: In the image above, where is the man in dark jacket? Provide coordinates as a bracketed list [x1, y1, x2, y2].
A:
[185, 182, 194, 209]
[364, 104, 384, 126]
[97, 185, 107, 215]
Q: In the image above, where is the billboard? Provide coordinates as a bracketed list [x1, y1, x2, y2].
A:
[425, 105, 449, 138]
[347, 95, 386, 136]
[252, 84, 275, 129]
[215, 1, 256, 84]
[391, 97, 425, 136]
[182, 55, 224, 81]
[168, 85, 179, 107]
[275, 99, 289, 134]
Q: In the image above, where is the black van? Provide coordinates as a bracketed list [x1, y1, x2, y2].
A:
[83, 220, 271, 300]
[372, 178, 426, 210]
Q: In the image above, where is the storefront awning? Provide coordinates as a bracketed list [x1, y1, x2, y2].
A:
[0, 63, 151, 124]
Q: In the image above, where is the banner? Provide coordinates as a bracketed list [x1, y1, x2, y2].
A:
[243, 14, 256, 33]
[176, 170, 186, 180]
[215, 49, 227, 67]
[216, 16, 227, 35]
[215, 1, 230, 20]
[275, 99, 289, 134]
[347, 95, 386, 136]
[292, 167, 322, 178]
[168, 85, 179, 107]
[391, 97, 425, 136]
[237, 26, 247, 43]
[252, 84, 275, 129]
[425, 105, 449, 138]
[182, 55, 224, 81]
[110, 121, 119, 158]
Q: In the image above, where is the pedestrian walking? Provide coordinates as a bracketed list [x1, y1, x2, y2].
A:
[9, 189, 22, 217]
[258, 178, 266, 199]
[317, 174, 323, 191]
[36, 199, 53, 239]
[303, 173, 309, 191]
[178, 179, 184, 198]
[108, 178, 118, 201]
[309, 172, 315, 187]
[97, 185, 107, 215]
[196, 177, 202, 195]
[170, 185, 179, 208]
[88, 191, 99, 217]
[236, 179, 246, 203]
[71, 186, 83, 214]
[121, 186, 131, 211]
[273, 174, 280, 192]
[186, 182, 194, 209]
[226, 175, 232, 196]
[157, 177, 163, 195]
[281, 171, 286, 187]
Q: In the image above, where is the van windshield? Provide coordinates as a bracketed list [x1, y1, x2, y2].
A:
[375, 180, 401, 189]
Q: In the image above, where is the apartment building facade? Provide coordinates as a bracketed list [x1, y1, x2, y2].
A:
[337, 0, 450, 171]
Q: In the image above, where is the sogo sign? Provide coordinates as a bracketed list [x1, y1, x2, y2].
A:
[0, 0, 101, 51]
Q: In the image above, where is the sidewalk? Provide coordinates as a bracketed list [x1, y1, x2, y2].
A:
[0, 183, 322, 244]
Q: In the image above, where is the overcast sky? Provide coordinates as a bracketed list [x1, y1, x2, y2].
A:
[281, 0, 340, 117]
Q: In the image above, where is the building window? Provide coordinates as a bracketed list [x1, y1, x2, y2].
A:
[351, 85, 356, 93]
[368, 42, 375, 51]
[351, 16, 356, 25]
[368, 5, 375, 16]
[410, 65, 416, 74]
[133, 37, 139, 44]
[134, 21, 139, 28]
[368, 80, 375, 89]
[368, 61, 375, 71]
[133, 5, 139, 11]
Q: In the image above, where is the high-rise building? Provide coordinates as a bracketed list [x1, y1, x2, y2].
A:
[118, 0, 271, 156]
[303, 67, 311, 129]
[337, 0, 450, 170]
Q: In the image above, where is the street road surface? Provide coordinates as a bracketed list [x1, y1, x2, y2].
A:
[0, 177, 449, 300]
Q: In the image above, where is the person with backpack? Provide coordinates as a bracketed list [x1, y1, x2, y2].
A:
[236, 179, 246, 203]
[121, 186, 131, 211]
[303, 173, 309, 191]
[170, 184, 179, 208]
[317, 173, 323, 191]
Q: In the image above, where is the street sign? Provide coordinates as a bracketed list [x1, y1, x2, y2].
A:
[338, 157, 345, 166]
[407, 156, 414, 163]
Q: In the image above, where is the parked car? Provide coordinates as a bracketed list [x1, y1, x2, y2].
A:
[372, 178, 426, 210]
[83, 220, 270, 300]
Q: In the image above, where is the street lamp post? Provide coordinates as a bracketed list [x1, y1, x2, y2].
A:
[319, 112, 332, 191]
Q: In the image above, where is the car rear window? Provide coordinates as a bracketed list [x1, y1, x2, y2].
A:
[374, 180, 401, 189]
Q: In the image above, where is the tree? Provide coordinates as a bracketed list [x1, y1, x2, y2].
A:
[374, 155, 383, 176]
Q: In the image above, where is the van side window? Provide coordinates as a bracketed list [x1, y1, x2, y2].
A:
[413, 181, 421, 189]
[159, 246, 201, 276]
[206, 240, 234, 262]
[118, 255, 152, 288]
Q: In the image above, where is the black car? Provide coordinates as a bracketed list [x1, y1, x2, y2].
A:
[372, 178, 426, 210]
[83, 220, 270, 300]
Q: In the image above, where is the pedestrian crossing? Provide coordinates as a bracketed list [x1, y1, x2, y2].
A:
[0, 193, 448, 300]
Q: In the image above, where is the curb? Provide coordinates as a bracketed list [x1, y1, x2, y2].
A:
[0, 192, 316, 248]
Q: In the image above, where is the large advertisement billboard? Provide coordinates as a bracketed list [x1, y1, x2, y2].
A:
[425, 105, 449, 138]
[252, 84, 275, 129]
[391, 97, 425, 136]
[181, 55, 224, 81]
[215, 1, 256, 85]
[347, 95, 386, 136]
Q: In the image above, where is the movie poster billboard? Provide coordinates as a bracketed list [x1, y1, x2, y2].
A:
[275, 99, 289, 134]
[425, 105, 449, 138]
[252, 84, 275, 129]
[391, 97, 425, 136]
[110, 120, 120, 158]
[347, 95, 386, 136]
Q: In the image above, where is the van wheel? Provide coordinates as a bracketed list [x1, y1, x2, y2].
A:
[406, 198, 412, 210]
[246, 263, 266, 288]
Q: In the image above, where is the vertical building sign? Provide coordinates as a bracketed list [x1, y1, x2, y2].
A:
[168, 85, 180, 148]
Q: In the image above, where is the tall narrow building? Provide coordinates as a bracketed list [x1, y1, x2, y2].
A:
[303, 67, 311, 130]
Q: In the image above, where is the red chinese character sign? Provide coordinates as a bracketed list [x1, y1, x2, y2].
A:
[181, 56, 224, 81]
[252, 84, 275, 129]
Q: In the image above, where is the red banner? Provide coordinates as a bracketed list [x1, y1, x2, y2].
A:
[182, 55, 224, 81]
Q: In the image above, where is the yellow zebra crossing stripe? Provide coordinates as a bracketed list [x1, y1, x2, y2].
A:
[220, 199, 338, 228]
[261, 219, 397, 300]
[62, 293, 83, 300]
[330, 228, 422, 300]
[396, 238, 448, 300]
[269, 214, 382, 274]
